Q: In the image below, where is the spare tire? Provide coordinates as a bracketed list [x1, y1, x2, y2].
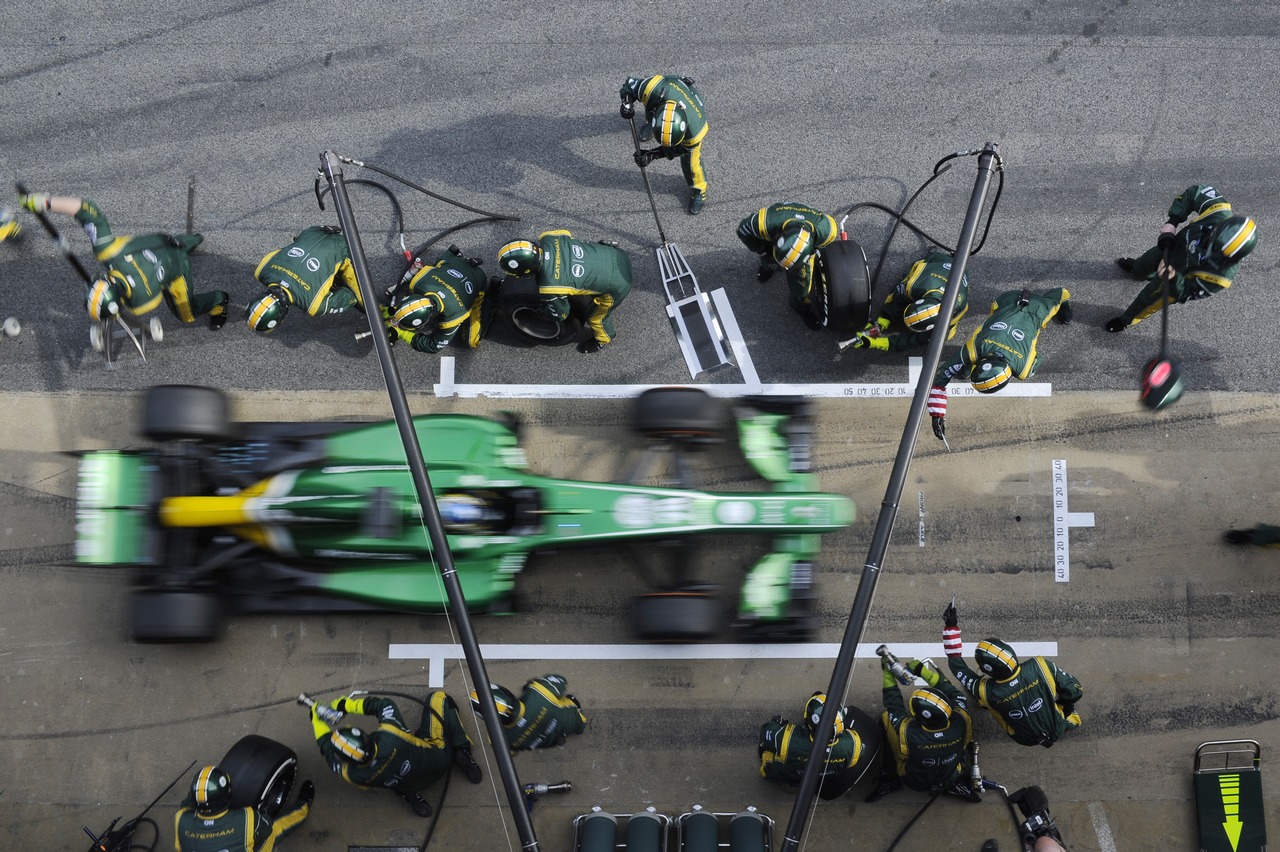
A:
[142, 385, 230, 442]
[220, 734, 298, 817]
[814, 240, 872, 335]
[500, 293, 583, 346]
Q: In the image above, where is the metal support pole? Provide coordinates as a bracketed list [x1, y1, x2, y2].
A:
[778, 142, 1002, 852]
[318, 150, 540, 852]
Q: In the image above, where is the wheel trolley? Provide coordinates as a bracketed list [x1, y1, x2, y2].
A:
[1195, 739, 1267, 852]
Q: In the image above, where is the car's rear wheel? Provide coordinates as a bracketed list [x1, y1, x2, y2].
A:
[501, 293, 583, 346]
[130, 590, 223, 643]
[142, 385, 230, 442]
[220, 734, 298, 817]
[630, 590, 722, 642]
[633, 387, 726, 443]
[815, 240, 872, 335]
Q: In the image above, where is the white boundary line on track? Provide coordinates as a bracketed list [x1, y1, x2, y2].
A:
[1088, 801, 1120, 852]
[434, 356, 1053, 399]
[390, 641, 1059, 688]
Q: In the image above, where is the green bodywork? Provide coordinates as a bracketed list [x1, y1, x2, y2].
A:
[76, 412, 854, 620]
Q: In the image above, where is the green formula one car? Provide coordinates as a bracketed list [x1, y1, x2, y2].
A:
[75, 385, 854, 643]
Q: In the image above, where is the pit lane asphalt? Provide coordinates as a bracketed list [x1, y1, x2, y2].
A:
[3, 1, 1280, 850]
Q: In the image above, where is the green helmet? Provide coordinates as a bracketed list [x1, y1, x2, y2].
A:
[970, 355, 1012, 394]
[330, 727, 372, 764]
[191, 765, 232, 815]
[498, 240, 542, 276]
[1210, 215, 1258, 263]
[247, 287, 289, 333]
[974, 638, 1020, 680]
[470, 683, 520, 725]
[772, 220, 815, 271]
[87, 275, 122, 322]
[651, 100, 689, 147]
[908, 687, 953, 731]
[904, 295, 943, 332]
[803, 691, 845, 742]
[390, 295, 438, 330]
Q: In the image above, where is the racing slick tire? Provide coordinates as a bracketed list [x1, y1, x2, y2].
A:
[501, 292, 584, 346]
[630, 590, 722, 642]
[130, 590, 223, 643]
[633, 387, 726, 443]
[220, 734, 298, 818]
[142, 385, 230, 442]
[814, 240, 872, 335]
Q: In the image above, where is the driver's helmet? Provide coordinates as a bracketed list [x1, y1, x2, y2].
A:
[904, 294, 943, 332]
[909, 687, 953, 731]
[772, 220, 815, 271]
[247, 287, 289, 333]
[498, 240, 542, 276]
[471, 683, 520, 725]
[803, 691, 845, 742]
[1210, 215, 1258, 264]
[87, 275, 122, 322]
[974, 638, 1020, 680]
[651, 101, 689, 147]
[330, 727, 372, 764]
[390, 295, 438, 331]
[191, 765, 232, 815]
[970, 355, 1012, 394]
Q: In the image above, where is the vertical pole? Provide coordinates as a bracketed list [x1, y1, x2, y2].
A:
[318, 151, 540, 852]
[778, 143, 1001, 852]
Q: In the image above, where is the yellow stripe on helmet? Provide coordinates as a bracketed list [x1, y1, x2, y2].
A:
[777, 228, 812, 270]
[247, 294, 279, 330]
[976, 639, 1018, 671]
[195, 765, 216, 806]
[910, 688, 950, 718]
[1222, 217, 1257, 258]
[657, 102, 683, 146]
[972, 363, 1012, 393]
[331, 730, 366, 762]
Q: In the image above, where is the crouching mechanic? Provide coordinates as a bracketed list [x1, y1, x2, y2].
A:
[18, 192, 229, 328]
[1107, 184, 1258, 333]
[385, 246, 492, 352]
[470, 673, 588, 751]
[308, 691, 482, 818]
[736, 202, 839, 329]
[846, 250, 970, 351]
[927, 288, 1071, 443]
[620, 74, 709, 215]
[175, 764, 312, 852]
[865, 654, 978, 803]
[248, 225, 360, 333]
[942, 601, 1083, 747]
[759, 691, 866, 800]
[497, 231, 632, 354]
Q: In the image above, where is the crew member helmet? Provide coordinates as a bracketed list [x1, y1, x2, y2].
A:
[651, 101, 689, 147]
[970, 355, 1012, 394]
[904, 295, 944, 332]
[330, 727, 372, 764]
[87, 275, 122, 322]
[390, 295, 438, 330]
[772, 220, 815, 271]
[498, 240, 542, 276]
[247, 287, 289, 333]
[471, 683, 520, 725]
[803, 691, 845, 742]
[191, 765, 232, 815]
[974, 638, 1020, 680]
[1211, 215, 1258, 263]
[909, 687, 953, 731]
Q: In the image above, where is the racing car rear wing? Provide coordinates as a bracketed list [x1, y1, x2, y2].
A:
[75, 451, 152, 565]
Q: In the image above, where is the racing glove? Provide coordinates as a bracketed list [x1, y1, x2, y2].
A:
[852, 331, 889, 350]
[909, 658, 942, 686]
[928, 387, 947, 441]
[18, 192, 50, 213]
[633, 149, 659, 168]
[943, 602, 963, 657]
[620, 99, 635, 119]
[931, 416, 946, 441]
[882, 655, 899, 689]
[1156, 222, 1177, 251]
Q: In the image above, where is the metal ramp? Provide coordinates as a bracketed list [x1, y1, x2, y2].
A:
[657, 242, 734, 378]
